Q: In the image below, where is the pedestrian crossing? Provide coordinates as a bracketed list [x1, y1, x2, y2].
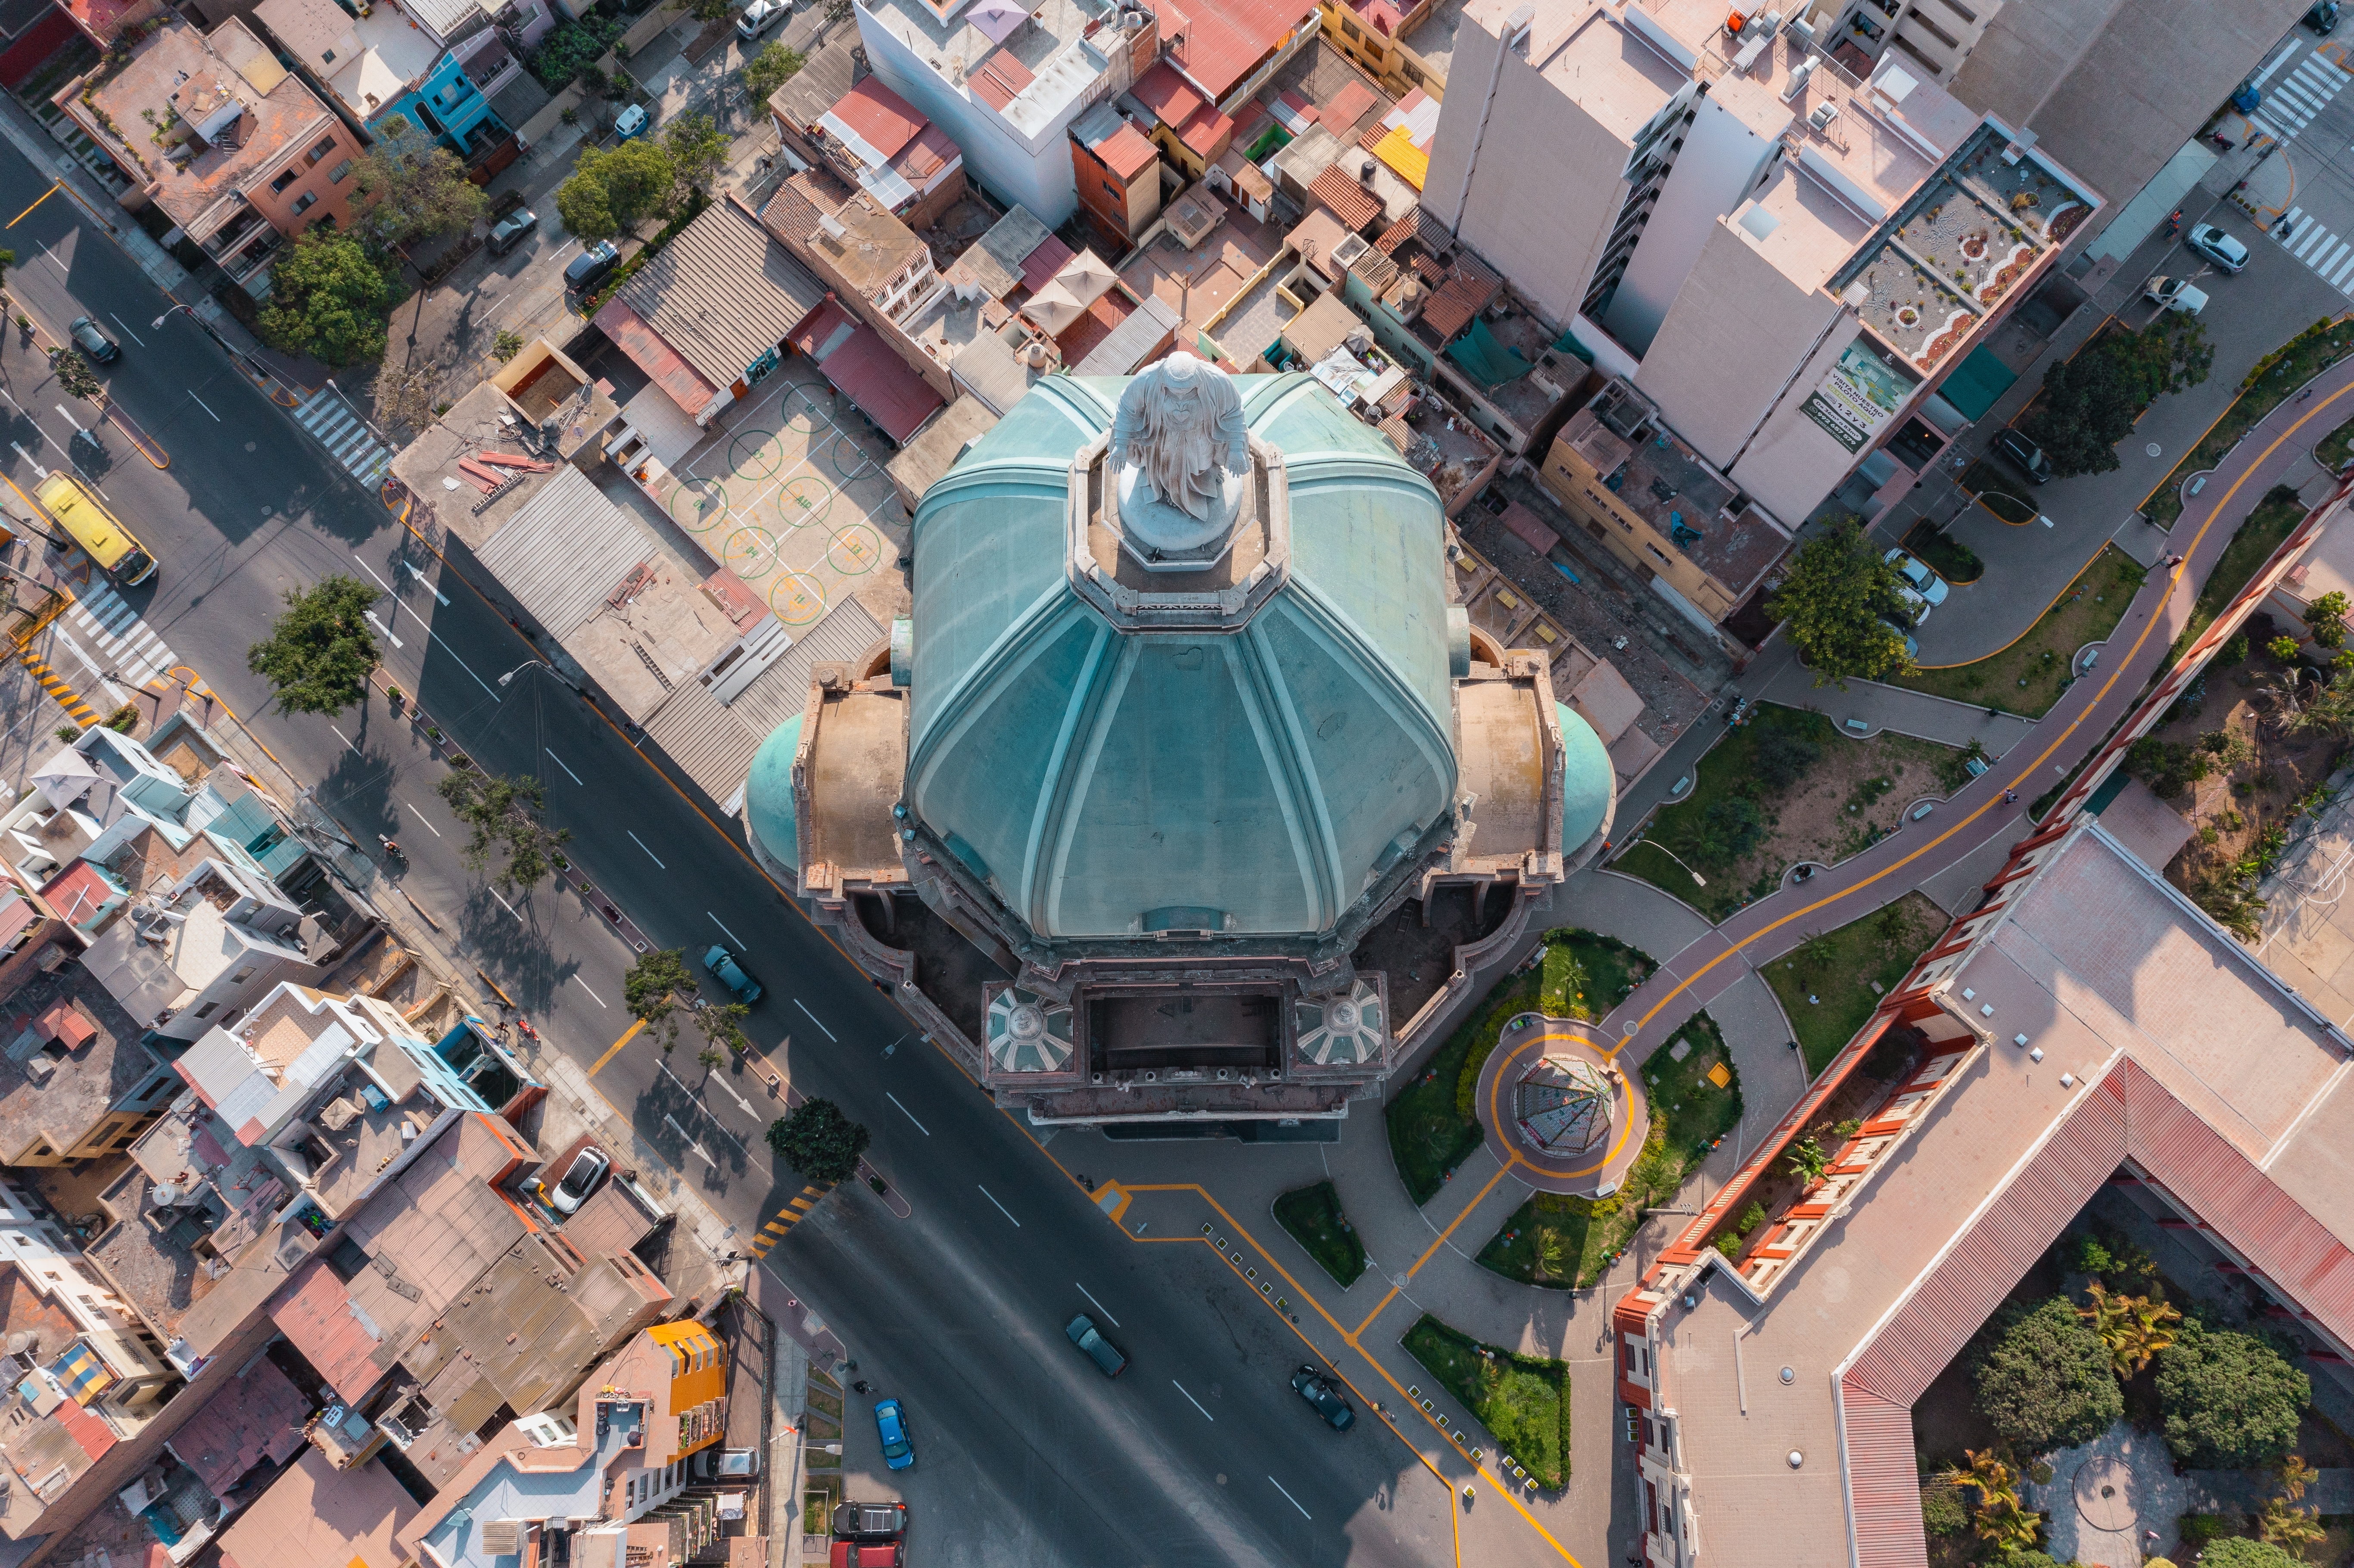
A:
[18, 650, 97, 728]
[2248, 44, 2350, 143]
[747, 1181, 835, 1258]
[62, 580, 175, 688]
[293, 384, 395, 488]
[2267, 204, 2354, 295]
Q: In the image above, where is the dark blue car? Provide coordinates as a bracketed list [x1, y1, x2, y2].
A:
[873, 1398, 913, 1470]
[704, 945, 763, 1004]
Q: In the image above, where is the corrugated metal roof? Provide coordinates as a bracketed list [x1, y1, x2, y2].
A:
[643, 680, 762, 811]
[825, 76, 925, 161]
[595, 297, 719, 419]
[816, 321, 945, 444]
[727, 596, 885, 741]
[613, 201, 824, 396]
[399, 0, 486, 43]
[1843, 1388, 1927, 1568]
[1073, 293, 1181, 375]
[1309, 166, 1383, 233]
[477, 468, 655, 638]
[771, 33, 858, 131]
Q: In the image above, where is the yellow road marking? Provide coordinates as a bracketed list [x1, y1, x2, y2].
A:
[4, 182, 59, 229]
[587, 1018, 644, 1076]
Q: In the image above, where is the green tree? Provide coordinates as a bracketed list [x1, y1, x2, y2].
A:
[2021, 315, 2211, 478]
[435, 770, 573, 891]
[2258, 1492, 2325, 1556]
[349, 115, 487, 247]
[1784, 1135, 1830, 1186]
[2077, 1281, 2180, 1378]
[256, 229, 394, 366]
[1973, 1297, 2123, 1453]
[2202, 1540, 2302, 1568]
[741, 41, 807, 101]
[2304, 589, 2349, 648]
[373, 349, 444, 439]
[526, 16, 621, 89]
[0, 247, 16, 295]
[554, 139, 677, 241]
[660, 111, 728, 195]
[246, 576, 381, 717]
[688, 0, 729, 19]
[1767, 517, 1912, 686]
[2155, 1319, 2310, 1468]
[624, 949, 696, 1051]
[766, 1097, 870, 1183]
[1751, 725, 1820, 789]
[47, 347, 102, 403]
[1694, 796, 1762, 868]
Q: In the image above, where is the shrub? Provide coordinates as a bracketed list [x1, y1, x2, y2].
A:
[1735, 1200, 1766, 1237]
[2155, 1319, 2309, 1468]
[527, 16, 621, 88]
[1752, 725, 1821, 790]
[1921, 1481, 1966, 1538]
[1695, 796, 1763, 869]
[1713, 1232, 1741, 1260]
[1973, 1297, 2123, 1454]
[2201, 1539, 2300, 1568]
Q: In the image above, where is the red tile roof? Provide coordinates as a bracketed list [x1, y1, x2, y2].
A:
[1308, 166, 1383, 233]
[1324, 80, 1378, 135]
[1177, 103, 1233, 161]
[968, 47, 1033, 111]
[827, 77, 925, 160]
[1129, 60, 1204, 127]
[593, 298, 719, 420]
[1169, 0, 1310, 99]
[814, 322, 945, 445]
[39, 861, 116, 931]
[1019, 234, 1075, 295]
[1095, 121, 1158, 181]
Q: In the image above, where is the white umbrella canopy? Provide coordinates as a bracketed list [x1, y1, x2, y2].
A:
[30, 747, 96, 811]
[968, 0, 1029, 44]
[1023, 279, 1086, 335]
[1053, 249, 1117, 308]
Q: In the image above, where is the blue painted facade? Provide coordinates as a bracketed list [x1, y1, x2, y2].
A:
[376, 50, 498, 154]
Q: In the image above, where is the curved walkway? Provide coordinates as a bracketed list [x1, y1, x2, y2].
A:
[1473, 1015, 1647, 1196]
[1075, 357, 2354, 1568]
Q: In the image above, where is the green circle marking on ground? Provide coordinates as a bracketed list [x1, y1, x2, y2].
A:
[722, 524, 782, 581]
[729, 427, 785, 479]
[828, 523, 883, 576]
[667, 476, 730, 533]
[784, 386, 831, 433]
[770, 569, 827, 625]
[830, 432, 876, 478]
[778, 475, 833, 528]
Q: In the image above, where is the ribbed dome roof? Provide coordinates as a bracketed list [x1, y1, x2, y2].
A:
[903, 373, 1459, 941]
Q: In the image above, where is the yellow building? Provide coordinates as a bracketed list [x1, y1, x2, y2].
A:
[1315, 0, 1447, 97]
[648, 1319, 728, 1459]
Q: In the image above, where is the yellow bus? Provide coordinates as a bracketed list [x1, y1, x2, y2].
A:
[36, 473, 155, 586]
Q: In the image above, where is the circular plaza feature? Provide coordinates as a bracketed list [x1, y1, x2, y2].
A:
[1475, 1013, 1650, 1196]
[1513, 1054, 1612, 1154]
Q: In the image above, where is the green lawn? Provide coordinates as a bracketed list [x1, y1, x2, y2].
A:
[1476, 1014, 1740, 1289]
[1454, 929, 1650, 1117]
[1889, 545, 2143, 716]
[2148, 315, 2354, 526]
[1614, 705, 1837, 918]
[2321, 413, 2354, 472]
[1762, 894, 1950, 1076]
[1273, 1180, 1368, 1288]
[1959, 461, 2038, 524]
[1400, 1314, 1572, 1490]
[1903, 519, 1983, 585]
[2176, 483, 2306, 655]
[1386, 972, 1533, 1206]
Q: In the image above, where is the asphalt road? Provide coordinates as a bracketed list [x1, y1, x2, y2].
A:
[0, 141, 1459, 1566]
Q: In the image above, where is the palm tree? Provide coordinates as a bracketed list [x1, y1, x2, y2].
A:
[1934, 1450, 2017, 1512]
[1536, 1227, 1568, 1282]
[2259, 1493, 2326, 1557]
[2077, 1282, 2180, 1377]
[1977, 1497, 2045, 1552]
[1784, 1136, 1831, 1188]
[2281, 1455, 2318, 1503]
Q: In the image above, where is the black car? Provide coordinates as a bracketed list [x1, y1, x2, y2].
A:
[1991, 428, 2052, 485]
[831, 1501, 908, 1540]
[1065, 1313, 1127, 1376]
[1291, 1365, 1356, 1430]
[563, 240, 620, 291]
[67, 317, 118, 363]
[2308, 0, 2339, 34]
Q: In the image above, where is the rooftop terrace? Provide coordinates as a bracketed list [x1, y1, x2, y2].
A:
[1565, 380, 1788, 594]
[863, 0, 1118, 136]
[0, 966, 169, 1170]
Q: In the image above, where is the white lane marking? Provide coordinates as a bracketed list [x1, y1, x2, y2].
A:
[11, 441, 47, 478]
[364, 608, 405, 649]
[1173, 1380, 1214, 1422]
[886, 1092, 929, 1135]
[329, 723, 361, 756]
[662, 1114, 716, 1167]
[545, 747, 582, 785]
[187, 393, 218, 421]
[1268, 1476, 1311, 1519]
[977, 1185, 1021, 1227]
[574, 977, 606, 1007]
[710, 912, 747, 948]
[2252, 37, 2304, 89]
[348, 552, 502, 700]
[657, 1060, 747, 1147]
[794, 999, 836, 1041]
[1076, 1283, 1120, 1326]
[404, 801, 442, 836]
[715, 1074, 756, 1116]
[106, 314, 145, 347]
[626, 830, 666, 868]
[50, 628, 125, 706]
[489, 886, 520, 919]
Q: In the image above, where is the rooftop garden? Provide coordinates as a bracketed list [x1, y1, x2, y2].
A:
[1890, 545, 2144, 718]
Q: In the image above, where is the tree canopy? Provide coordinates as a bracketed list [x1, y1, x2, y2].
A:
[349, 115, 486, 247]
[435, 770, 572, 890]
[2199, 1540, 2301, 1568]
[1972, 1297, 2123, 1454]
[2155, 1319, 2309, 1468]
[526, 16, 621, 90]
[47, 348, 102, 403]
[2019, 316, 2212, 478]
[1767, 517, 1914, 686]
[741, 41, 807, 101]
[766, 1097, 870, 1184]
[246, 576, 381, 717]
[256, 229, 395, 366]
[624, 949, 696, 1049]
[661, 111, 728, 194]
[554, 140, 676, 242]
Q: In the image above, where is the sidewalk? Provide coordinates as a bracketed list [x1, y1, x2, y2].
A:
[1754, 655, 2040, 752]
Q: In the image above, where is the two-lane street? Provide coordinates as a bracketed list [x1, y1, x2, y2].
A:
[0, 127, 1462, 1568]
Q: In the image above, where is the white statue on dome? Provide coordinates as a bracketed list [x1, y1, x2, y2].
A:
[1109, 349, 1249, 555]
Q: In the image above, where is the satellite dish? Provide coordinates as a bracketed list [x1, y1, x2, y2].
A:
[150, 1185, 177, 1207]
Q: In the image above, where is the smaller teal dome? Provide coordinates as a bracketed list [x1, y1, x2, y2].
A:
[1557, 704, 1613, 851]
[744, 714, 804, 872]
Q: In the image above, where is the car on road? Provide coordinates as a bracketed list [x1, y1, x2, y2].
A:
[1290, 1365, 1355, 1430]
[2232, 81, 2263, 114]
[488, 208, 538, 256]
[67, 317, 118, 364]
[2309, 0, 2339, 34]
[1991, 428, 2052, 485]
[2144, 276, 2207, 316]
[1065, 1314, 1127, 1377]
[703, 945, 763, 1004]
[2186, 222, 2249, 274]
[829, 1543, 903, 1568]
[546, 1145, 610, 1214]
[1883, 548, 1949, 608]
[873, 1398, 914, 1470]
[738, 0, 788, 40]
[693, 1447, 758, 1481]
[613, 103, 650, 141]
[1881, 619, 1921, 663]
[564, 240, 620, 292]
[831, 1502, 908, 1540]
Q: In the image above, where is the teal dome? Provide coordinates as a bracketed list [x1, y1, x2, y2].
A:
[744, 713, 803, 873]
[903, 373, 1457, 941]
[1557, 703, 1613, 852]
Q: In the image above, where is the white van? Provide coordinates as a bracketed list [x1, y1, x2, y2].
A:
[2145, 276, 2208, 315]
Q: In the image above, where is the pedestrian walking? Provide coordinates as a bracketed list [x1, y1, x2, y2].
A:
[2166, 554, 2184, 567]
[852, 1380, 871, 1394]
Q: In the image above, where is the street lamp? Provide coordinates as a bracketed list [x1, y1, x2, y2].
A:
[496, 661, 537, 687]
[1641, 840, 1707, 887]
[150, 301, 195, 330]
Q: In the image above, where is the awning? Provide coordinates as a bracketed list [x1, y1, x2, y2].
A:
[816, 323, 945, 445]
[1937, 345, 2018, 422]
[1446, 315, 1533, 388]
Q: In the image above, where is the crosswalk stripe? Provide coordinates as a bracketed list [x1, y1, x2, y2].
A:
[2297, 224, 2331, 259]
[2330, 250, 2354, 287]
[293, 386, 394, 488]
[62, 585, 174, 686]
[2322, 241, 2351, 279]
[2253, 113, 2287, 142]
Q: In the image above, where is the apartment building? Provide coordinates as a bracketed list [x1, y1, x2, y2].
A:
[57, 19, 361, 292]
[0, 965, 180, 1168]
[804, 74, 968, 230]
[761, 165, 953, 398]
[1421, 0, 2096, 528]
[1069, 98, 1164, 245]
[253, 0, 529, 161]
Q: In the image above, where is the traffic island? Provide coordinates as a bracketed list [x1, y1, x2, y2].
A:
[1472, 1013, 1649, 1198]
[1272, 1180, 1368, 1288]
[1400, 1314, 1571, 1492]
[1476, 1012, 1740, 1288]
